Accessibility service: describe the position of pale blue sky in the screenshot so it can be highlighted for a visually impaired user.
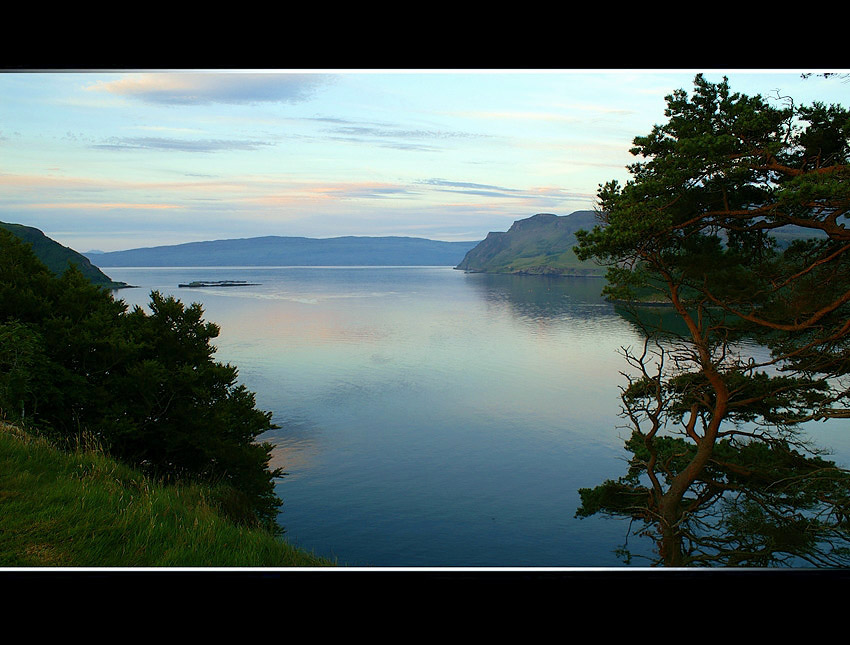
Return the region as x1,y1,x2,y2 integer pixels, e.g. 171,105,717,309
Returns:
1,69,847,252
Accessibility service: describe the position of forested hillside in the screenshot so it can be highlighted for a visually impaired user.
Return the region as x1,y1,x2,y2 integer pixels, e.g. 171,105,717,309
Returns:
0,222,129,289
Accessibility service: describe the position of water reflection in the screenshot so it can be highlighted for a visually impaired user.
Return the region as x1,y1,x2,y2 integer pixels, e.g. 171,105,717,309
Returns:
262,416,324,480
577,431,850,567
578,298,850,567
463,273,611,323
100,267,657,565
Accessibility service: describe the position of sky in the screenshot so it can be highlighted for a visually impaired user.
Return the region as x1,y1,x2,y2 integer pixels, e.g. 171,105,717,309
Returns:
1,69,848,253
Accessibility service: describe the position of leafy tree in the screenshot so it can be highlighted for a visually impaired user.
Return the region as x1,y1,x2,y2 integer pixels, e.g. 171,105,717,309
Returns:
35,266,135,439
0,228,55,324
0,321,54,424
574,75,850,566
103,291,282,529
0,231,283,532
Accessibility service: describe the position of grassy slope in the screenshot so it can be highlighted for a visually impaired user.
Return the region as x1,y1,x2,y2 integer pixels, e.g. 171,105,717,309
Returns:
0,422,333,567
0,222,129,289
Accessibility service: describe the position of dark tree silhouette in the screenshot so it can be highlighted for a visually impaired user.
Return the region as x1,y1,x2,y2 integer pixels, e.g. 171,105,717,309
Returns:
574,75,850,566
0,230,283,532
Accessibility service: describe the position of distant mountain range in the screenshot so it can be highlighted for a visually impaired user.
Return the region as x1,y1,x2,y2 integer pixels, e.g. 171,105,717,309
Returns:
85,236,480,267
8,212,824,287
0,221,129,289
455,211,605,276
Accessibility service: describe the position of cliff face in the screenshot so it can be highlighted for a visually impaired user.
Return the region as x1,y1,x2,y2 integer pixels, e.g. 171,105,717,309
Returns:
455,211,604,276
455,230,508,268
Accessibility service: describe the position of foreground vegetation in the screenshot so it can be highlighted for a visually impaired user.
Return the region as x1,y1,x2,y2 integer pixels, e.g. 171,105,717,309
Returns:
574,74,850,566
0,228,283,532
0,422,333,567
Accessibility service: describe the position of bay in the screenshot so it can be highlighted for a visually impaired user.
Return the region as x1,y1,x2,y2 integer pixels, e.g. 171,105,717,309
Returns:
105,266,850,567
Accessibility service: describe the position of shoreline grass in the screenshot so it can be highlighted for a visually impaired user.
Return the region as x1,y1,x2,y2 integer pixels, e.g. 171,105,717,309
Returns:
0,422,334,568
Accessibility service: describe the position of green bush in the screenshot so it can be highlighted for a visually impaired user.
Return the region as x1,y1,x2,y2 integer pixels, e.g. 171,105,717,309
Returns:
0,229,283,533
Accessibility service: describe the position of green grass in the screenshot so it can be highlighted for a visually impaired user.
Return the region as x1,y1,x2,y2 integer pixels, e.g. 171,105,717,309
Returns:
0,422,334,567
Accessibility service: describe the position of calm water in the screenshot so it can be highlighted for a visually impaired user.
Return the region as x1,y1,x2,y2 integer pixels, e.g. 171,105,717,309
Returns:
106,266,850,567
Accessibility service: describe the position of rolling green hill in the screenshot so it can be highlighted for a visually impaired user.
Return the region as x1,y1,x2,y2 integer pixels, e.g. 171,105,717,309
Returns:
454,211,605,276
0,222,129,289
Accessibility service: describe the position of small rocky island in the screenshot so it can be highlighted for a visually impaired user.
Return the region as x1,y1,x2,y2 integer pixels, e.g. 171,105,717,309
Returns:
178,280,260,288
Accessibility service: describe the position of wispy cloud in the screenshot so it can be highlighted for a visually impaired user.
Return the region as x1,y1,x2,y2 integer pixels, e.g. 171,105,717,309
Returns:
449,106,635,123
325,124,481,140
0,172,276,204
418,178,580,201
303,116,487,151
91,137,273,153
0,173,117,190
133,125,207,134
85,73,334,105
248,181,420,206
15,202,183,210
419,179,523,192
